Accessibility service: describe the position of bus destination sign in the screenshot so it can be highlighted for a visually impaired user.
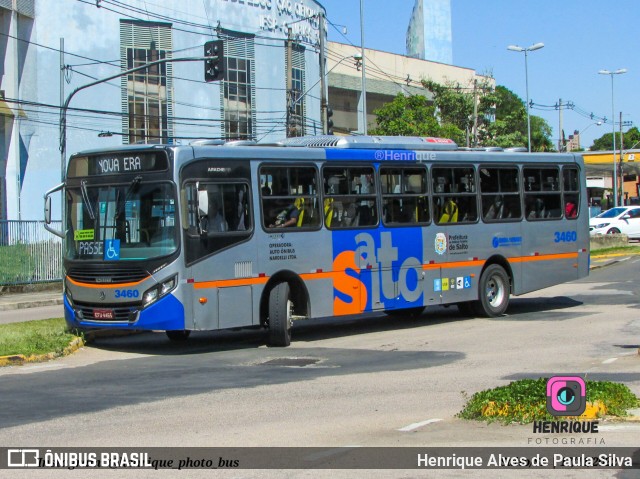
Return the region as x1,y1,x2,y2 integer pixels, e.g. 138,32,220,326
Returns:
68,152,168,177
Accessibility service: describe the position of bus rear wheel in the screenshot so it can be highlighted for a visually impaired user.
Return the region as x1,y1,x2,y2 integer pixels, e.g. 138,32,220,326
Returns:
166,330,191,341
268,282,292,347
476,264,510,317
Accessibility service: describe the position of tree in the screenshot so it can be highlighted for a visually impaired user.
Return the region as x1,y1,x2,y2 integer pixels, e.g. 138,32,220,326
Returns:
372,83,554,151
590,126,640,152
370,93,465,144
480,86,553,152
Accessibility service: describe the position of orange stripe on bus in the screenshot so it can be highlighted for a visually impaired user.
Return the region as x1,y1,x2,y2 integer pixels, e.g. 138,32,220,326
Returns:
191,252,582,289
66,275,150,288
508,252,579,264
193,277,270,289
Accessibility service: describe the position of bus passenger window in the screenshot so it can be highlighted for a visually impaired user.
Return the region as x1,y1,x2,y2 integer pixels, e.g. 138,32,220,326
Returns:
524,166,562,221
480,167,521,222
563,167,580,220
323,166,377,229
433,166,477,225
259,165,320,230
380,166,429,226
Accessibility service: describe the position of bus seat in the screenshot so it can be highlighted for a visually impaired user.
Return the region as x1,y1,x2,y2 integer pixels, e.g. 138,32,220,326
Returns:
294,197,305,227
439,199,458,223
324,198,334,227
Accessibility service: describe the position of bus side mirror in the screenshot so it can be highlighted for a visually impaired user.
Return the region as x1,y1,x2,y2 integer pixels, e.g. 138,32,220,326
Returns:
44,195,52,224
43,183,65,238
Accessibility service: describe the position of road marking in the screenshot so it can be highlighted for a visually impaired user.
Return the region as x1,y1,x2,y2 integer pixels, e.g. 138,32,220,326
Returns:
602,357,618,364
398,418,442,432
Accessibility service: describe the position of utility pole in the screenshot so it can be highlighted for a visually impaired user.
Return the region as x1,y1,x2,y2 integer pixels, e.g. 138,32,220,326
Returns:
472,79,478,147
619,111,624,205
318,12,328,135
286,27,293,136
558,98,564,152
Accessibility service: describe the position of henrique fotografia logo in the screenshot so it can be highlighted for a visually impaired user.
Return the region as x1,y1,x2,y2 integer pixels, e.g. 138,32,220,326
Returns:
546,376,586,416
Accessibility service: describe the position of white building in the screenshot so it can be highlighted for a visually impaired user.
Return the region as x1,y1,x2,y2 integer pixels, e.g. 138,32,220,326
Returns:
406,0,452,64
0,0,325,221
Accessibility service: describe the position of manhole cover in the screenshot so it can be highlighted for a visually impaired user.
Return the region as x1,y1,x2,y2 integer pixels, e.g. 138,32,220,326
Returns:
259,357,320,367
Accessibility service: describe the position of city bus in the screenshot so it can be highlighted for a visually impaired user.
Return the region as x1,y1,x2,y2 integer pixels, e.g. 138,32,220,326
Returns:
44,136,589,346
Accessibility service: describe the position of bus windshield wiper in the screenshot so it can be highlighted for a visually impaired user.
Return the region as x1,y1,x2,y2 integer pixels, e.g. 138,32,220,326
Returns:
80,180,96,220
115,175,142,219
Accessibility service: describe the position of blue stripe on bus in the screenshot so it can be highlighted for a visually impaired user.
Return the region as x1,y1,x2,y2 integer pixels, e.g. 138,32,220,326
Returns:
64,293,185,331
325,149,420,162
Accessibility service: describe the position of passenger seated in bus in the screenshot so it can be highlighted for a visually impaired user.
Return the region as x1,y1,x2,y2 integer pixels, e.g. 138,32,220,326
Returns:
484,195,505,220
269,197,303,228
201,198,228,232
526,197,546,219
565,200,577,218
438,198,458,223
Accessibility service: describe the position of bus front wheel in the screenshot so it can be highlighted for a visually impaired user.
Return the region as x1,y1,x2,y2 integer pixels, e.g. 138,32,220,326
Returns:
268,282,292,347
476,264,510,317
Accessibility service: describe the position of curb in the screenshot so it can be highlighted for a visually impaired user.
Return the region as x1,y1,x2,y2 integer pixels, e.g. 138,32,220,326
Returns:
0,298,64,312
0,336,84,367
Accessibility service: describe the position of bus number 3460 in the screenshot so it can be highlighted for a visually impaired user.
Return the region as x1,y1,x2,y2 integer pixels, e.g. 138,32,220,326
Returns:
114,289,140,298
554,231,577,243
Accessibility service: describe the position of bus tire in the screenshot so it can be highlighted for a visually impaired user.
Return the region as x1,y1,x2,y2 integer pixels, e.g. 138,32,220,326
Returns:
476,264,510,317
166,330,191,341
268,282,292,347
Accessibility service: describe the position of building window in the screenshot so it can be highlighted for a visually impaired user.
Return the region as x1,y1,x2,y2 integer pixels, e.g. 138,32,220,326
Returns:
224,57,252,139
220,32,256,140
120,21,173,145
286,43,305,137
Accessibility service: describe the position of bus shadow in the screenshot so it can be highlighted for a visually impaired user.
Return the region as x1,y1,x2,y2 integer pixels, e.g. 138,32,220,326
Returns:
87,296,584,355
501,296,584,320
87,306,468,356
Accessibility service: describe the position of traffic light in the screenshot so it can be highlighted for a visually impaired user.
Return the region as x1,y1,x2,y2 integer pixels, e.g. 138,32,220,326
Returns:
327,106,334,135
204,40,224,82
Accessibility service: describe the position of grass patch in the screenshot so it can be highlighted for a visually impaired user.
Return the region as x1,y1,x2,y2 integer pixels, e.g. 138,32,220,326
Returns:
0,317,76,357
458,378,640,424
590,246,640,256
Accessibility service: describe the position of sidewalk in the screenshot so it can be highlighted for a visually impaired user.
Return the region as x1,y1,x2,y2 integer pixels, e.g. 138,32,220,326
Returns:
0,254,628,314
0,290,63,311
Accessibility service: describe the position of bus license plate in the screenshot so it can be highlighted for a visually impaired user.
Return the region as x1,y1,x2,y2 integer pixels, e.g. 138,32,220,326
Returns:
94,309,114,320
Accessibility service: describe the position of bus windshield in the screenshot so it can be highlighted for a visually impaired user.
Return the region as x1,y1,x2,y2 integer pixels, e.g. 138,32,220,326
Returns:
64,181,178,261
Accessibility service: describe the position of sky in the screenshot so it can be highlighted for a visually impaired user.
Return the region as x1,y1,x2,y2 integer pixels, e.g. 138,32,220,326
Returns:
319,0,639,150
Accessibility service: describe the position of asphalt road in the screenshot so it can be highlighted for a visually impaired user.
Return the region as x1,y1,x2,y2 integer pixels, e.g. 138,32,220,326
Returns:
1,259,639,478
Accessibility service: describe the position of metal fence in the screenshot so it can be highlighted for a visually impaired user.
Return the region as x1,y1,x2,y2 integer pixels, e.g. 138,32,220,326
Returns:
0,220,63,285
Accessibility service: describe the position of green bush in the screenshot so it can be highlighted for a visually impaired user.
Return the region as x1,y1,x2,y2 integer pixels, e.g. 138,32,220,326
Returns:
458,378,640,424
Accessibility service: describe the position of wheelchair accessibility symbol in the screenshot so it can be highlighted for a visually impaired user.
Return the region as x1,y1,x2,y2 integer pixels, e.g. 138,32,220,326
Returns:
104,239,121,260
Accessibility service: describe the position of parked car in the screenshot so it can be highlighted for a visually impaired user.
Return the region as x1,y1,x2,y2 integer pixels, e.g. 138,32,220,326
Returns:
589,206,640,237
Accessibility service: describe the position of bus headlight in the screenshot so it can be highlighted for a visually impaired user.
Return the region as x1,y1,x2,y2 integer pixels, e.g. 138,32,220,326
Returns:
142,275,178,307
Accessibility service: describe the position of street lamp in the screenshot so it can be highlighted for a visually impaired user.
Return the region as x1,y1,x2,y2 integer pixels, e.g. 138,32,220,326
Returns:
507,42,544,152
598,68,627,207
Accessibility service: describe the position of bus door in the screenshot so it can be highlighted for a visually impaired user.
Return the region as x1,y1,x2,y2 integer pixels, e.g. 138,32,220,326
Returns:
183,181,255,330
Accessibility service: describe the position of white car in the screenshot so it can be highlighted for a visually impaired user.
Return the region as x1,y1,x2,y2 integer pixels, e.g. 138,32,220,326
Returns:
589,206,640,237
